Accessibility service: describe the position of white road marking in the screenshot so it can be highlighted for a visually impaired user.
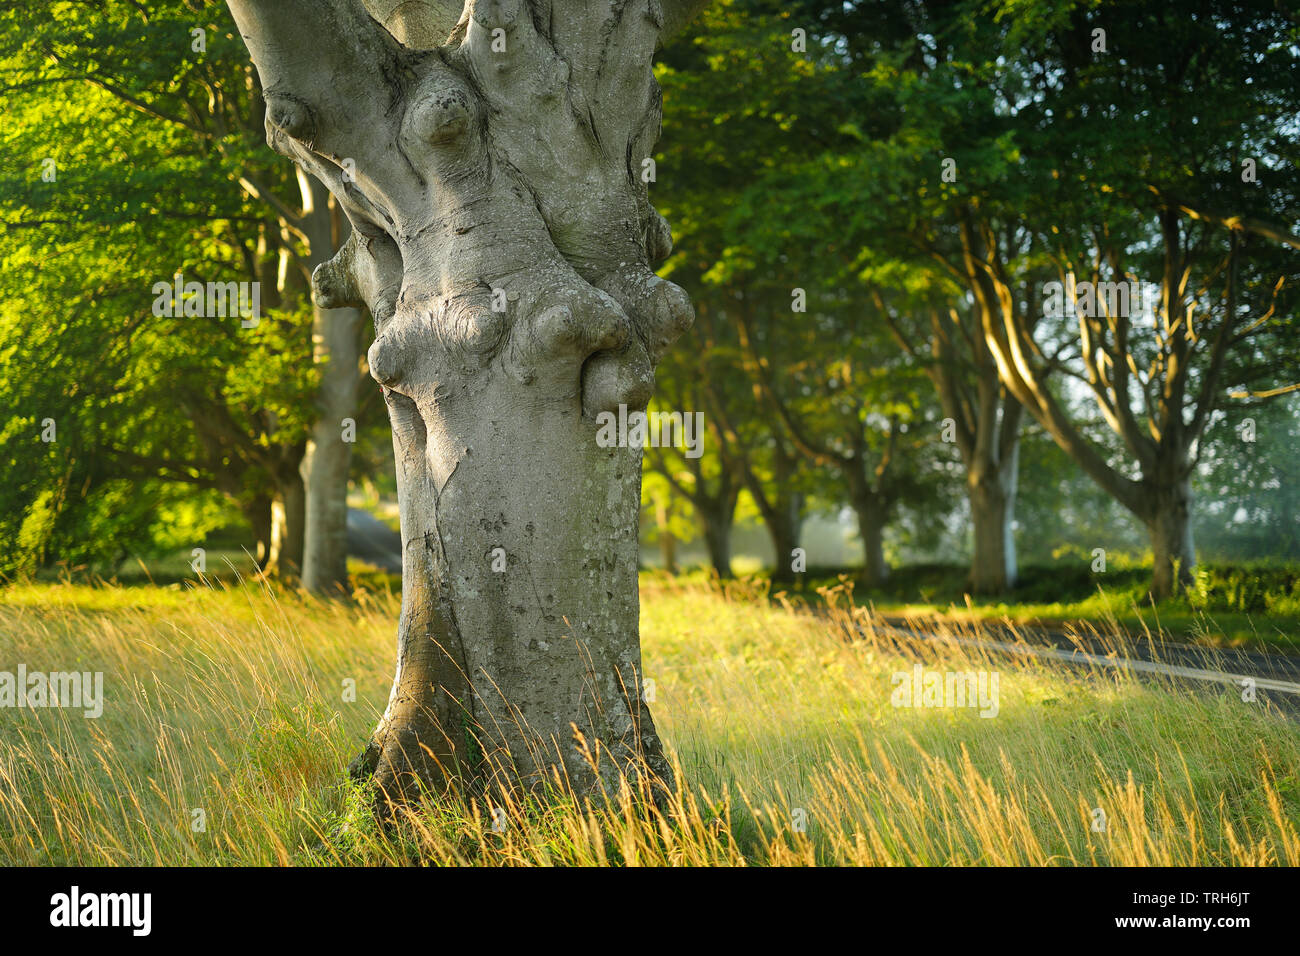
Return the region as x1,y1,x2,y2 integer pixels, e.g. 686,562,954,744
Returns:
874,624,1300,697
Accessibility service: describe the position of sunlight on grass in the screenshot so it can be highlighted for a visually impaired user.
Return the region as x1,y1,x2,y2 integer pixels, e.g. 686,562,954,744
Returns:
1,574,1297,865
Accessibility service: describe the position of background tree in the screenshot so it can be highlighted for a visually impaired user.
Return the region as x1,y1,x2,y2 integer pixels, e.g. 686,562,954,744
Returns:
982,0,1300,597
0,0,369,590
738,0,1300,598
0,13,323,575
645,375,744,579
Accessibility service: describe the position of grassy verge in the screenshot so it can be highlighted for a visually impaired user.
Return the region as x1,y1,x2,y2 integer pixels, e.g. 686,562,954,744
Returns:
1,575,1297,865
762,563,1300,652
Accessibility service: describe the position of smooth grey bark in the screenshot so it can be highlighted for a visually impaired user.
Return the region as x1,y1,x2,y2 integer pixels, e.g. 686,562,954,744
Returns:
299,302,362,592
299,178,365,595
961,391,1021,594
228,0,702,807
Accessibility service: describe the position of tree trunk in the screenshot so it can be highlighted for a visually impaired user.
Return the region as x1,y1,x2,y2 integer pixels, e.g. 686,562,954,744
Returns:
748,448,801,584
968,440,1019,594
301,184,365,595
655,497,677,573
1148,476,1196,600
269,469,306,578
659,528,677,573
855,504,889,587
299,288,363,594
360,387,670,803
765,495,801,584
701,506,734,579
228,0,703,806
243,493,274,568
300,365,358,594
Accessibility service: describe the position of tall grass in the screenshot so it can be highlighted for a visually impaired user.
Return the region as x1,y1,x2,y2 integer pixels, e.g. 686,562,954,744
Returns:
0,573,1297,865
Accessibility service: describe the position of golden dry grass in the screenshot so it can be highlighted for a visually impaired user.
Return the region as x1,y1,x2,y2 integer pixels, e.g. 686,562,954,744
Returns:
0,573,1297,865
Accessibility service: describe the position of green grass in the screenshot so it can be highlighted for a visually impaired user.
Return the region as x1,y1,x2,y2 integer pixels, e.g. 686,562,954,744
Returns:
0,574,1297,865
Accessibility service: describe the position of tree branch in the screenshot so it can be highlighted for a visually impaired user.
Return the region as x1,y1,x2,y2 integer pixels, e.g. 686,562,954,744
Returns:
1147,185,1300,251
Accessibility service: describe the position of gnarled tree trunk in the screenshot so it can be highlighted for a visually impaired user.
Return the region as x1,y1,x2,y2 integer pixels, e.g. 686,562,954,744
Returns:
228,0,702,807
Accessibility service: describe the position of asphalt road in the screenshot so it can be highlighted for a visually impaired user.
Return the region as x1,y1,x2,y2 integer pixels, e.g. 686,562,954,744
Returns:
346,508,402,573
867,615,1300,717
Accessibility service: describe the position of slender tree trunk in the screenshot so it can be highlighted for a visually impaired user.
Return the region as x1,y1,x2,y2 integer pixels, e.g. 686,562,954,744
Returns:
749,452,801,583
701,507,734,579
855,504,889,587
684,457,738,579
768,523,796,583
765,498,800,584
228,0,705,806
968,440,1019,593
790,494,804,543
243,493,274,568
301,184,364,595
659,529,677,573
655,497,677,573
299,292,363,593
270,469,306,578
300,374,358,593
1148,476,1196,600
255,225,281,310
